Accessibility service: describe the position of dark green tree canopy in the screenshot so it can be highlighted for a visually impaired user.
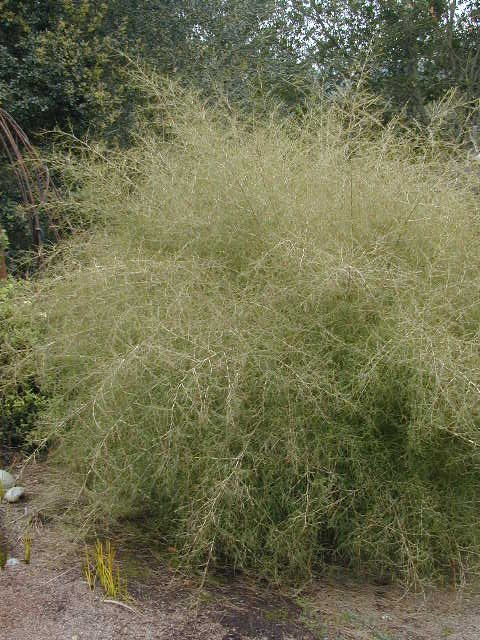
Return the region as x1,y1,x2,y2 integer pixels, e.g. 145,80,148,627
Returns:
1,0,478,136
288,0,480,119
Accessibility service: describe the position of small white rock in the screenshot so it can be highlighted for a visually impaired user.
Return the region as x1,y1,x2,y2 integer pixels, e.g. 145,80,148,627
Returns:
4,486,25,503
0,470,15,491
6,557,20,567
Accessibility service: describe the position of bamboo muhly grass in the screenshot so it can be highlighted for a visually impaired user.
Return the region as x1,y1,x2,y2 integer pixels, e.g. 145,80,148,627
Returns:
12,83,480,587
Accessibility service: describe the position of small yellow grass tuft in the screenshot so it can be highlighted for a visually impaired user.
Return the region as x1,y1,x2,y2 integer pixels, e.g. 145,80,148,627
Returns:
82,545,97,591
83,539,129,601
23,521,33,565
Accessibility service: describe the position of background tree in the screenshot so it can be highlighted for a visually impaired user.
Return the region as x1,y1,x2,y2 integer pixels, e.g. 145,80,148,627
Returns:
181,0,311,107
288,0,480,120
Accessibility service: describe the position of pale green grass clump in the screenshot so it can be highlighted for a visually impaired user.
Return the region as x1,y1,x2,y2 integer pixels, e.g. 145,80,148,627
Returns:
17,84,480,586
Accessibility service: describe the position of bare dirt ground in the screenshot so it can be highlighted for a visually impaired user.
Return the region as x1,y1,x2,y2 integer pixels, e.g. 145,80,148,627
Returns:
1,463,480,640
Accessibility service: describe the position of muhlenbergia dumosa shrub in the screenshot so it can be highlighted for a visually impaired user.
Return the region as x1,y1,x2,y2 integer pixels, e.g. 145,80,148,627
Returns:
13,81,480,587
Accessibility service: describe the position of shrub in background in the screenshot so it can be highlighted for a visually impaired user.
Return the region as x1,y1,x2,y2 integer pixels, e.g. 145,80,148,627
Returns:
0,281,46,453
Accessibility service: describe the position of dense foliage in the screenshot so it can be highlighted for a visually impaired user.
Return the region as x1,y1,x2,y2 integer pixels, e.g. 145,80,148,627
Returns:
1,0,120,134
0,281,45,453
